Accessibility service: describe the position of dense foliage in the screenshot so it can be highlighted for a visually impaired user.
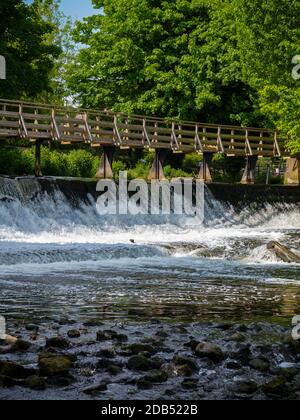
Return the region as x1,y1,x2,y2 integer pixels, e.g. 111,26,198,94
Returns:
0,0,62,100
65,0,300,151
0,0,299,181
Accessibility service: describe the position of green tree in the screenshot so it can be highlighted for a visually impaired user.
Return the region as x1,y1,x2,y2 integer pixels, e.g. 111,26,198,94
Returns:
32,0,75,103
234,0,300,152
66,0,259,126
0,0,61,100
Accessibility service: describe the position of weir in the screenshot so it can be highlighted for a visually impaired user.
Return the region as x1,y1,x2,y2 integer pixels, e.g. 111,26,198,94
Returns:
0,99,297,185
0,176,299,210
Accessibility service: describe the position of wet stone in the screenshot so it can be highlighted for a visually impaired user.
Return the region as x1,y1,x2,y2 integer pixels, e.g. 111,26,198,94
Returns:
182,378,199,389
67,329,81,339
262,376,289,398
45,336,70,349
0,360,34,379
25,375,47,391
195,342,224,363
0,375,15,388
25,324,39,332
125,343,156,356
249,358,270,372
38,353,73,377
229,379,259,395
128,355,156,371
10,339,32,353
83,383,108,395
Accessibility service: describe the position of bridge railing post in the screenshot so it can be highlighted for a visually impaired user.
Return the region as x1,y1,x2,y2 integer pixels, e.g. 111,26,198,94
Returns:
198,152,214,183
284,154,300,185
241,156,258,184
95,146,115,179
35,139,42,177
148,149,169,181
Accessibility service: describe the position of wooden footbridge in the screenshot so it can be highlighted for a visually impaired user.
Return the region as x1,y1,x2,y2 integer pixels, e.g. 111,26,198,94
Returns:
0,99,292,183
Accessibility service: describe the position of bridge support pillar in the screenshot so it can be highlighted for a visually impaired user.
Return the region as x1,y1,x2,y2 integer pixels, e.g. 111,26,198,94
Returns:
284,154,300,185
148,149,169,180
96,146,115,179
241,156,258,184
198,152,213,183
35,139,42,177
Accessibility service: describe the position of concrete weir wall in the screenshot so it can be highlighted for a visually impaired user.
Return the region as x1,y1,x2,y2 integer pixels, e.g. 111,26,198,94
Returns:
20,177,300,209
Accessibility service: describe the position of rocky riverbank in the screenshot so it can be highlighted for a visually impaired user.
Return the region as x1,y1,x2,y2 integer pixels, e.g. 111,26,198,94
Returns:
1,319,300,400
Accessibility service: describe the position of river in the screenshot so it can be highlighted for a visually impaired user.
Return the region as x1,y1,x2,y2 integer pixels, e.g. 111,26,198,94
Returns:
0,177,299,325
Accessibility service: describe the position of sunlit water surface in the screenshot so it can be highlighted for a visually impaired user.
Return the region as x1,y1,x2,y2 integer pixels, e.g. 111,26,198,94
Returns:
0,178,299,324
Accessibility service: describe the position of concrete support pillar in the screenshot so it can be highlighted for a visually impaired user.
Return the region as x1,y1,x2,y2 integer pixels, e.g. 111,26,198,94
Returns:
241,156,258,185
284,155,300,185
95,146,115,179
148,149,169,180
198,152,213,183
35,139,42,177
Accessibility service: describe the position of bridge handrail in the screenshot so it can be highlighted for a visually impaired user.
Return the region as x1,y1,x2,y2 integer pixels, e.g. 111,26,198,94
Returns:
0,98,277,133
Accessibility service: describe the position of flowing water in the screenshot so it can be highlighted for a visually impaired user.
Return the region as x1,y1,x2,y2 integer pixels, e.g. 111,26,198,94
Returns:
0,177,299,325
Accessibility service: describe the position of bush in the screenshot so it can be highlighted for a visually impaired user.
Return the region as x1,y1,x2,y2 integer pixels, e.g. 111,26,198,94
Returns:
66,149,98,178
113,160,127,179
182,153,202,174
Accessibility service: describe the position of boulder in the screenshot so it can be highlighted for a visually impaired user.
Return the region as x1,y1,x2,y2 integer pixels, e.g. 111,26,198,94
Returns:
0,360,32,379
262,376,288,398
45,336,70,349
249,358,270,372
83,383,108,395
128,355,155,371
125,343,156,356
25,375,47,390
230,379,259,395
11,339,31,352
67,329,81,339
195,342,224,363
38,353,73,377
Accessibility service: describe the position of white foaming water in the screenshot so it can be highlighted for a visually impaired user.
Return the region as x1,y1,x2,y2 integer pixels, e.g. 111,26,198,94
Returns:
0,177,299,272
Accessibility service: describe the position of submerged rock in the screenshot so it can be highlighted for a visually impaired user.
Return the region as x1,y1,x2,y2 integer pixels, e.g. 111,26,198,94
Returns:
25,375,47,391
128,355,156,371
67,329,81,339
173,355,198,377
249,358,270,372
83,383,108,395
11,339,32,353
96,330,128,343
125,343,156,356
0,375,15,388
45,336,70,349
195,342,224,363
38,353,73,377
262,376,288,397
0,360,33,379
229,379,259,395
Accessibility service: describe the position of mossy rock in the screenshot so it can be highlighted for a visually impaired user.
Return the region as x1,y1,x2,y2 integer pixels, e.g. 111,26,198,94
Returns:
25,375,47,391
126,343,156,356
195,342,224,363
262,376,288,397
173,355,198,372
67,329,81,339
249,358,270,372
11,339,31,352
45,336,70,349
0,360,31,379
128,355,155,371
39,353,73,377
0,375,15,388
143,370,168,383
